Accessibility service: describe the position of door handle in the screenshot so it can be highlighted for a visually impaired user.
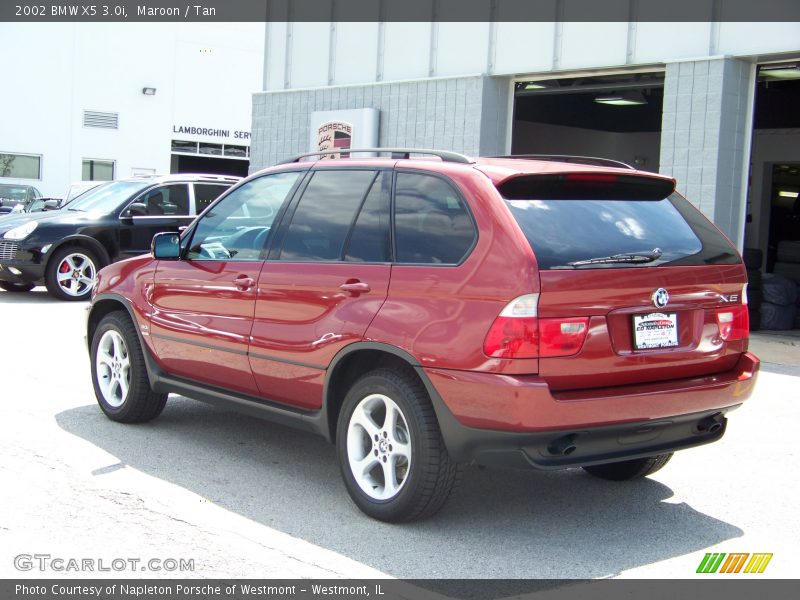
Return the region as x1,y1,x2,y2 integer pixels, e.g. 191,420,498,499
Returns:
339,281,371,294
233,275,255,291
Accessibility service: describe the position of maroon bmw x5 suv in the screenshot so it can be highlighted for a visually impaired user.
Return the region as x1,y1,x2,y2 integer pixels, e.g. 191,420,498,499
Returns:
86,149,759,522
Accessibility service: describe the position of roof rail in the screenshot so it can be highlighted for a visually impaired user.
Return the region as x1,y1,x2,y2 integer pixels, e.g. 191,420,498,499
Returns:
488,154,636,170
281,148,474,165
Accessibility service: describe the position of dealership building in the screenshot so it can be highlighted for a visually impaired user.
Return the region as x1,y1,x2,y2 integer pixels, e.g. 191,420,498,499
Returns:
1,23,263,198
252,21,800,264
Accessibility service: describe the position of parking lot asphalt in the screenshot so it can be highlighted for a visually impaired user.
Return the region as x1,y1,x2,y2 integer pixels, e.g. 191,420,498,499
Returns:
1,287,798,581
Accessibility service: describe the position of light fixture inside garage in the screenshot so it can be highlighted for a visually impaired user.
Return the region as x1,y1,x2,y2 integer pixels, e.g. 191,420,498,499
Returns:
594,91,647,106
759,63,800,80
524,82,549,90
142,87,157,96
779,190,799,198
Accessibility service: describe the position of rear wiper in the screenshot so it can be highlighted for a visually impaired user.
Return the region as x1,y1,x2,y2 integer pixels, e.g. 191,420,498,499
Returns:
567,248,663,267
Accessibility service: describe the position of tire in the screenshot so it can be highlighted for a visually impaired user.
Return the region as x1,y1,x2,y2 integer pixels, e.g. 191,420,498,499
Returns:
762,273,797,306
761,301,796,331
0,281,35,292
336,368,461,522
742,247,763,270
90,311,167,423
773,262,800,285
582,453,673,481
45,246,100,301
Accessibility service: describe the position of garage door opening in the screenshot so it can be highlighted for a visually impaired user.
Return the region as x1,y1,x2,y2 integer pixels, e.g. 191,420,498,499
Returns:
170,139,250,178
511,72,664,173
743,62,800,331
766,163,800,271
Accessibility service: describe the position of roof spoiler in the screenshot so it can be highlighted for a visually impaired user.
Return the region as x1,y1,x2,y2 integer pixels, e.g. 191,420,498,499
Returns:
498,173,676,201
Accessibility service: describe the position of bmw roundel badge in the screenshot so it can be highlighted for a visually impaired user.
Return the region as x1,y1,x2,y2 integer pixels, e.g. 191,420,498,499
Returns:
652,288,670,309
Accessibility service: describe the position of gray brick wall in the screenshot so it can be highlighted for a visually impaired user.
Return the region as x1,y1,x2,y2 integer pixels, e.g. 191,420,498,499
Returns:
660,58,752,246
250,75,511,171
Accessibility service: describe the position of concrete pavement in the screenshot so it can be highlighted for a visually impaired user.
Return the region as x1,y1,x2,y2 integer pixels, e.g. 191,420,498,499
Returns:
0,288,798,581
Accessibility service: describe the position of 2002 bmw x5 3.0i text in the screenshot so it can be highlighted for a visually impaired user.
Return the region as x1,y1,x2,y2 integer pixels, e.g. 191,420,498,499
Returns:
85,149,759,522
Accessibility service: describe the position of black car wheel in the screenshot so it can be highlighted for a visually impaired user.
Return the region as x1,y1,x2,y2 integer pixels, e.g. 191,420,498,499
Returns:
0,281,35,292
45,246,99,301
336,368,461,522
90,311,167,423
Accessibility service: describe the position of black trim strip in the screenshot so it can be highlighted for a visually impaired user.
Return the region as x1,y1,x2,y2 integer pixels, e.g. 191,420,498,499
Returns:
151,332,326,370
149,368,325,437
248,351,326,371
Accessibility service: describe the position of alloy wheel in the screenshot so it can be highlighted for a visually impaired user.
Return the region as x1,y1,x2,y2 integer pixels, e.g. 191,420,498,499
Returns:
95,329,131,408
55,252,96,297
346,393,412,501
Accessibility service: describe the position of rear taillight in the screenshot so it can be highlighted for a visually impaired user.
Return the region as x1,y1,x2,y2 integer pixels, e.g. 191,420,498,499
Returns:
539,317,590,357
483,294,539,359
715,305,749,341
483,294,589,359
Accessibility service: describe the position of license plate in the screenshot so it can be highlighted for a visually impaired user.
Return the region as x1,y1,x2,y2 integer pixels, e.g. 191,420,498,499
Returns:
633,312,678,350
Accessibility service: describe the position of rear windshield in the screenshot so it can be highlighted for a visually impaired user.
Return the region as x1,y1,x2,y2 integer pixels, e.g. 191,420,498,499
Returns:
504,193,740,269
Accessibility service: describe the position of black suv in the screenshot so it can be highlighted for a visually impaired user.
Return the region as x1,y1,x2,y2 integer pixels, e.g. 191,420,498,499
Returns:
0,183,43,214
0,174,238,299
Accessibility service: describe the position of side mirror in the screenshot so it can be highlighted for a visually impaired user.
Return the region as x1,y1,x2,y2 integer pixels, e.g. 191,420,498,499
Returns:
43,199,61,211
125,202,148,217
152,232,181,260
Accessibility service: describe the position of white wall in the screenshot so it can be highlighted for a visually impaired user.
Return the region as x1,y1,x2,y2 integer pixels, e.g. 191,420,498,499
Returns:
1,24,74,196
0,22,263,197
263,21,800,90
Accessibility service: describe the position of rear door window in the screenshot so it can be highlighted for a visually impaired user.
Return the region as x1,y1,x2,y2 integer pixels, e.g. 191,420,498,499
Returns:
501,178,739,269
139,184,190,216
278,170,379,262
344,171,392,263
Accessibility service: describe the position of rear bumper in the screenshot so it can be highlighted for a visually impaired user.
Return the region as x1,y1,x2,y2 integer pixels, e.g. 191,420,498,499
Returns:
420,352,759,468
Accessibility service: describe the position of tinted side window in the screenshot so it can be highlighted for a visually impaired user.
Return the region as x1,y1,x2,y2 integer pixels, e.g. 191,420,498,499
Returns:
194,183,231,213
344,171,391,263
140,184,189,216
394,173,476,264
187,172,300,261
279,170,378,262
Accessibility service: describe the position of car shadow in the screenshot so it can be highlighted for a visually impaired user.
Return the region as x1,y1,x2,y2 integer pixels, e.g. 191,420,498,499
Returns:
0,287,62,303
56,397,743,580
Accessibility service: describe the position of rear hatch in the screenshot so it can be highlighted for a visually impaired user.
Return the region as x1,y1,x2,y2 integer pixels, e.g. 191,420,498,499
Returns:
498,171,748,392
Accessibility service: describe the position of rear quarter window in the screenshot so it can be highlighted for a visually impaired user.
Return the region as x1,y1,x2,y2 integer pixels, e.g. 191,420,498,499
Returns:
394,172,476,265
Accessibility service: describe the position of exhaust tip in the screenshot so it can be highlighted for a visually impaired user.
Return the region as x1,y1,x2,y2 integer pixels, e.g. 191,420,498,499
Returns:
697,414,725,434
547,434,578,456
